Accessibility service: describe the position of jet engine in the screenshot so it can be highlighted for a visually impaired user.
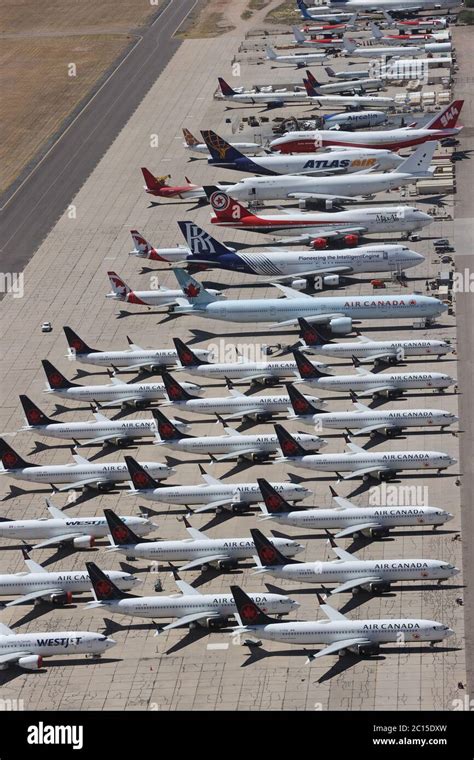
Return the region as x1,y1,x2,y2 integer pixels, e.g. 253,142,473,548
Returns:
50,591,73,606
328,316,352,334
18,655,43,670
72,535,95,549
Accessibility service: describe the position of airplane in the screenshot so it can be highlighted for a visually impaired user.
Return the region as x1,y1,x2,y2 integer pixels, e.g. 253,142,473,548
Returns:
0,498,154,551
382,11,447,30
318,110,388,129
0,549,138,607
141,168,205,199
85,562,297,629
298,319,453,363
369,22,451,50
182,127,262,155
104,509,303,569
40,359,202,408
274,424,457,480
0,437,173,491
297,1,355,23
251,525,459,593
302,78,396,109
312,0,459,16
293,25,347,49
216,76,312,107
203,186,433,243
269,99,463,152
256,478,454,538
230,585,454,661
342,34,450,58
129,228,193,263
201,129,403,175
124,455,311,512
224,142,437,204
265,46,328,67
175,221,423,286
0,620,116,670
286,383,458,436
291,348,456,396
18,394,183,446
159,371,327,421
106,270,222,308
324,65,372,79
171,267,445,333
303,67,385,93
152,408,326,462
63,324,211,372
172,336,329,385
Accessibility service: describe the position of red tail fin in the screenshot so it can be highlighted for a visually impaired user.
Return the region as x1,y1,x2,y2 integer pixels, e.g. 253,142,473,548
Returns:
204,186,258,222
425,100,463,131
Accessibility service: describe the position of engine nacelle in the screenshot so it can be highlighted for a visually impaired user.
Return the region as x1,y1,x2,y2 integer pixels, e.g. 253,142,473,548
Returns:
72,535,95,549
311,237,328,250
289,278,307,291
115,437,133,447
343,234,360,247
328,316,352,335
206,615,229,630
18,655,43,671
50,591,73,606
322,274,340,287
356,642,380,656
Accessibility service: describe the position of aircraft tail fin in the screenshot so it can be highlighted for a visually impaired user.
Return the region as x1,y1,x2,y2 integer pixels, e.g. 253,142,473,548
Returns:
162,371,199,402
0,438,36,471
266,47,278,61
425,100,464,131
256,479,299,516
394,141,437,175
173,337,210,368
200,129,245,164
172,267,220,306
343,35,357,53
293,349,330,381
324,66,337,78
41,360,79,390
369,21,383,40
298,318,332,348
130,229,157,259
141,167,169,192
250,527,299,567
217,77,238,97
204,186,259,222
274,424,307,459
152,409,192,442
177,220,233,260
125,456,162,491
293,25,307,44
63,326,98,356
107,271,131,298
182,128,200,147
286,383,326,417
104,509,143,546
231,585,277,626
86,562,127,601
19,395,54,427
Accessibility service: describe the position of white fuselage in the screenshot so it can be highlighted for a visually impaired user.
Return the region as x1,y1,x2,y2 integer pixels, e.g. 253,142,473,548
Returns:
175,358,326,381
301,371,455,393
282,449,456,474
310,77,384,93
227,148,403,176
0,461,172,486
45,380,201,404
307,337,452,359
156,432,326,457
129,481,309,506
0,632,115,661
69,347,209,369
323,111,387,128
21,417,158,442
0,516,153,541
185,141,262,155
0,570,137,598
305,408,458,431
110,536,302,562
270,128,457,153
162,392,324,417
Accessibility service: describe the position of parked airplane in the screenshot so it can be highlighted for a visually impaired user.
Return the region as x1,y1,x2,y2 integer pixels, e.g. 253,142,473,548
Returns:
106,270,222,308
298,319,453,363
182,128,262,155
269,100,463,152
321,110,388,129
274,425,456,479
0,438,173,491
141,169,205,199
201,129,403,175
125,455,310,512
304,67,385,93
217,76,310,107
172,268,445,333
85,562,297,628
0,620,116,670
266,46,328,67
369,23,451,51
324,65,371,79
63,325,211,372
129,228,192,263
342,35,450,57
0,549,138,607
297,1,354,23
292,348,455,396
256,478,454,538
152,408,326,461
160,371,326,420
286,383,458,435
303,78,396,108
204,186,433,242
18,394,179,446
251,525,459,593
41,359,202,408
302,0,458,14
0,498,154,551
224,142,437,203
176,221,423,286
230,585,454,661
382,11,447,29
104,509,303,569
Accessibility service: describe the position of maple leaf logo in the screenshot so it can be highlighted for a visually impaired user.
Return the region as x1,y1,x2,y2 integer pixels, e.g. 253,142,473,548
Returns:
168,385,181,399
71,340,84,351
260,546,277,563
181,350,194,364
267,494,282,511
133,472,149,487
241,604,259,622
160,422,175,438
282,440,298,455
294,398,308,413
28,409,42,423
96,580,113,597
49,373,63,387
303,328,318,344
3,452,17,467
112,526,129,543
184,283,200,298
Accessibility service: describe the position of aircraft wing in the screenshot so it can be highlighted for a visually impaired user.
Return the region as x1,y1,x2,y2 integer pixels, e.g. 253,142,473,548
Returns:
308,637,372,661
219,408,261,421
0,651,34,665
352,423,399,436
157,611,221,633
339,466,392,481
361,351,398,363
329,576,383,595
212,448,266,462
287,192,356,202
4,588,65,607
192,498,241,514
268,313,346,330
76,433,125,446
355,385,398,397
54,478,108,492
178,554,230,571
98,396,146,408
272,284,315,299
31,534,83,550
334,522,383,539
261,265,353,284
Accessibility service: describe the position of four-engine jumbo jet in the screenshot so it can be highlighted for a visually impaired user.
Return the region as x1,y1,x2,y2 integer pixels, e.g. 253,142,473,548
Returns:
85,562,297,629
0,621,116,670
225,142,437,204
269,100,463,152
300,0,459,14
104,509,303,570
274,425,457,480
201,129,403,175
0,499,154,551
0,549,138,607
172,268,445,333
124,455,310,512
0,437,173,491
286,383,458,436
106,271,222,308
40,360,202,408
230,585,454,661
250,526,459,593
256,478,454,538
63,325,211,372
152,409,326,462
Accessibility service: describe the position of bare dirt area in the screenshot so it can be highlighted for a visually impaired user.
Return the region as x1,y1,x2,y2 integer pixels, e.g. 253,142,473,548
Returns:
0,0,159,195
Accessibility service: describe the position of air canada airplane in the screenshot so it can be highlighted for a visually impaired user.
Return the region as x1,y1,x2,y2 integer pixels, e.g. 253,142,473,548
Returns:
0,549,138,607
274,425,457,480
0,621,116,670
250,525,459,594
256,478,453,538
0,438,172,491
85,562,297,629
104,509,302,570
230,585,454,661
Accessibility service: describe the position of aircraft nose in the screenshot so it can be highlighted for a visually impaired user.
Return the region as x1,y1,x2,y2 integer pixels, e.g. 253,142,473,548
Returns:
291,600,301,609
106,637,117,648
445,628,455,638
452,567,461,576
414,252,425,261
444,512,455,522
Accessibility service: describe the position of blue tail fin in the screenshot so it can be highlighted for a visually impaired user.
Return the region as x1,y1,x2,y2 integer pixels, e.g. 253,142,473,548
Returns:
177,221,233,259
200,129,245,164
